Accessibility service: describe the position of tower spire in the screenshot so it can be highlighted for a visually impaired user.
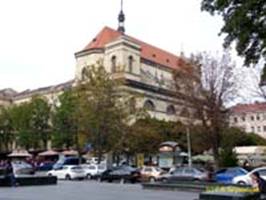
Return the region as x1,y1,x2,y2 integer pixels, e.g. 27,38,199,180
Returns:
117,0,125,33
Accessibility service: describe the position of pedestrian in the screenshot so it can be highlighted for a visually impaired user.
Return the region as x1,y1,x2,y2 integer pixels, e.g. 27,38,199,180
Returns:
5,160,16,187
250,171,266,199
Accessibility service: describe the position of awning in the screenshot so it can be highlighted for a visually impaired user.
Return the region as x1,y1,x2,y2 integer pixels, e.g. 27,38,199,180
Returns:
62,150,78,156
38,150,59,156
8,150,32,157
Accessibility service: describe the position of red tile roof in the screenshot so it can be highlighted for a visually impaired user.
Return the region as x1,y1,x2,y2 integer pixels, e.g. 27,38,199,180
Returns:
80,26,183,70
231,102,266,114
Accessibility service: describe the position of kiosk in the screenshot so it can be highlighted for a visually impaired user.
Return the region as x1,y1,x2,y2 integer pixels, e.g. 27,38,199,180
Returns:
158,141,182,170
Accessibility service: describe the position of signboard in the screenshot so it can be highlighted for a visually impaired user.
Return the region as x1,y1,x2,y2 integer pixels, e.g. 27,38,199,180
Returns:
159,157,173,168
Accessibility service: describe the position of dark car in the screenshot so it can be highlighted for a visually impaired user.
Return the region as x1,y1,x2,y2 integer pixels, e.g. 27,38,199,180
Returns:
99,165,141,183
215,167,248,184
36,161,55,171
158,167,210,182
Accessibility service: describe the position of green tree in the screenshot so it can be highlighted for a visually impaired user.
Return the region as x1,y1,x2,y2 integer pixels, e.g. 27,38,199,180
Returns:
29,96,51,148
52,89,78,149
201,0,266,77
0,107,13,152
125,118,187,155
76,63,137,163
10,96,50,149
10,103,32,148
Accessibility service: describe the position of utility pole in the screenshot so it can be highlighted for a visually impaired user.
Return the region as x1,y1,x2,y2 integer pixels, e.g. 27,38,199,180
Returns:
186,126,192,167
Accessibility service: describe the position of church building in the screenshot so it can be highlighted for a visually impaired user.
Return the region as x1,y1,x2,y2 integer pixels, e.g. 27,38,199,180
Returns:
0,3,190,123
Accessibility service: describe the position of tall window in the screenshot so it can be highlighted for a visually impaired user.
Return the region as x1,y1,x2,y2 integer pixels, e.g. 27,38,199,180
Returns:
144,100,155,111
111,56,116,73
128,56,133,73
166,105,176,115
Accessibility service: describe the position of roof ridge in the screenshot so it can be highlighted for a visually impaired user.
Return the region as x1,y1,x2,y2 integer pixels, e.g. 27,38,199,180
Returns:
80,26,182,70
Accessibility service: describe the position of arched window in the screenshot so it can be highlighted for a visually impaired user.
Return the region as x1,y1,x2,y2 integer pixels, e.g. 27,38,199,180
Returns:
144,100,155,111
166,105,176,115
128,56,133,73
111,56,116,73
81,67,87,80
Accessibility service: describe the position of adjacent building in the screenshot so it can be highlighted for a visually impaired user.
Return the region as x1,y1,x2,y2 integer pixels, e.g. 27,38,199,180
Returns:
229,102,266,138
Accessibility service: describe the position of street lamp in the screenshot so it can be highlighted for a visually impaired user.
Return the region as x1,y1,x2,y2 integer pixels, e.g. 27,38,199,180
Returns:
186,126,192,167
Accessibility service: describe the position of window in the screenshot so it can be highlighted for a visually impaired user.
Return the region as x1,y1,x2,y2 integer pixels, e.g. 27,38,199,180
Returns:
166,105,176,115
251,116,254,121
128,56,133,73
251,126,255,132
81,67,87,80
234,117,238,123
258,169,266,176
144,100,155,111
144,168,152,172
257,115,261,121
264,126,266,132
258,126,261,132
241,116,245,122
111,56,116,73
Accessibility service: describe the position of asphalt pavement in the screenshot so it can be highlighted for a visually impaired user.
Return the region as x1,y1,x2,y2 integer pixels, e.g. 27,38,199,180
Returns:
0,181,199,200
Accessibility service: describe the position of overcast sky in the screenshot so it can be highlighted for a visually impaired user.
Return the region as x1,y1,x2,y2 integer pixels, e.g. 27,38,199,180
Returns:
0,0,238,92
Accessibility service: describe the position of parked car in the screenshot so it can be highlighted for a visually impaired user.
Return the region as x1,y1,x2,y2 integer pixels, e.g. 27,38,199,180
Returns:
215,167,248,184
158,167,210,182
86,157,106,165
233,167,266,185
82,164,106,179
36,161,55,171
47,165,86,180
140,166,165,182
53,157,85,169
12,161,35,177
99,165,141,183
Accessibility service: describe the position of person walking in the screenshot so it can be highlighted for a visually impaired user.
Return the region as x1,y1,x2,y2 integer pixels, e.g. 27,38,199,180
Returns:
5,160,16,187
250,171,266,199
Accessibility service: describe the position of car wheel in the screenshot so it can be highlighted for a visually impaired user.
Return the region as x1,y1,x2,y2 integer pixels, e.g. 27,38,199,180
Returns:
65,174,71,180
86,174,92,180
237,181,246,185
149,177,156,183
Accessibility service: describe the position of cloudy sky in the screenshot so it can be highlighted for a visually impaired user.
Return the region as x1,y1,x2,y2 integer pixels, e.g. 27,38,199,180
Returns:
0,0,239,92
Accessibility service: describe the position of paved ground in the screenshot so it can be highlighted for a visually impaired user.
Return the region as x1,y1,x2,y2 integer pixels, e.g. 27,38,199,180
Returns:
0,181,199,200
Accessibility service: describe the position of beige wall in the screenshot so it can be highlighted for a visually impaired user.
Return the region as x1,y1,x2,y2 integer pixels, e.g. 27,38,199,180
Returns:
73,35,185,122
230,112,266,138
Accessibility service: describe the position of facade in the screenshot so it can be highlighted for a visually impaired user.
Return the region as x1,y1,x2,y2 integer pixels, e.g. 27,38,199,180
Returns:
229,102,266,138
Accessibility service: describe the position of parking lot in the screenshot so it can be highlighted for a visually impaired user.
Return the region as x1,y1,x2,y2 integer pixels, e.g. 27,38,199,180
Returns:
0,181,198,200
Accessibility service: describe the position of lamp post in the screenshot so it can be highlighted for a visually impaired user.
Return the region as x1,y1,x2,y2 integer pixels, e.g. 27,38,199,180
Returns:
186,126,192,167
